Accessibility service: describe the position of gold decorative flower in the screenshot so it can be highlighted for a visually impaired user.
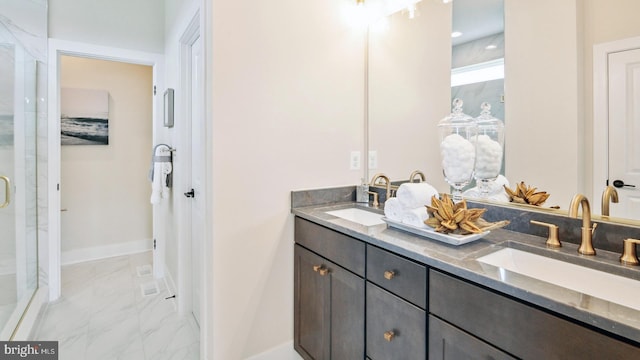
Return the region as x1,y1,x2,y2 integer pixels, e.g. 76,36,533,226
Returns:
425,194,510,235
504,181,550,206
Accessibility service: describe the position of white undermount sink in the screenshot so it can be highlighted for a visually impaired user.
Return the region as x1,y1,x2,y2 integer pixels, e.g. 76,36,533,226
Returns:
325,208,385,226
477,248,640,311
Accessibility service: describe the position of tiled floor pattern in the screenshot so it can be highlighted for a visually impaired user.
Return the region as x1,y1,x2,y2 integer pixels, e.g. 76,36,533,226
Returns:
33,252,200,360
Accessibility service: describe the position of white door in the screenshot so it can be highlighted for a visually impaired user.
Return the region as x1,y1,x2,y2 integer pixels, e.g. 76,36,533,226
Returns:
189,35,205,326
608,48,640,219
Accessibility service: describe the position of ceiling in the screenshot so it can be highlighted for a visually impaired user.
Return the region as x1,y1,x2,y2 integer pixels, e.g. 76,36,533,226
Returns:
452,0,504,46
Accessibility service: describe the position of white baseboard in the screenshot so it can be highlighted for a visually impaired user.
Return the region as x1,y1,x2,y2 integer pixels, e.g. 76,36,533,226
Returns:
61,239,153,266
245,341,303,360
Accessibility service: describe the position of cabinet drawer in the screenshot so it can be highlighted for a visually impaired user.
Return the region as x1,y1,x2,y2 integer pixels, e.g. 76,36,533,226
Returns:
295,217,365,276
428,315,516,360
366,282,426,360
367,245,426,308
430,270,640,359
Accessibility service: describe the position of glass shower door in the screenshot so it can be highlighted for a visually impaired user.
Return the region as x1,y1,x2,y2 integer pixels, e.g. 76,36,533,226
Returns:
0,26,39,340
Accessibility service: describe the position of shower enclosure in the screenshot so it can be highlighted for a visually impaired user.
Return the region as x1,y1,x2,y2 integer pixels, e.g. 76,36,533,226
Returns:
0,20,40,340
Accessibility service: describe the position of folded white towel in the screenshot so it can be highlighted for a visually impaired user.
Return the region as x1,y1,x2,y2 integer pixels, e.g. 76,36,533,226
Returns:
401,207,429,228
383,198,404,222
150,145,173,205
396,182,439,209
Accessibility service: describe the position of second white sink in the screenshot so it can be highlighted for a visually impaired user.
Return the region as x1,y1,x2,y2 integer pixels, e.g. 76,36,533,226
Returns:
325,208,385,226
477,248,640,311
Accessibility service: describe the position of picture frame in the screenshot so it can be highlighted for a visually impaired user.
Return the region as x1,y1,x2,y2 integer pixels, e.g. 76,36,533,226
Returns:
164,88,174,128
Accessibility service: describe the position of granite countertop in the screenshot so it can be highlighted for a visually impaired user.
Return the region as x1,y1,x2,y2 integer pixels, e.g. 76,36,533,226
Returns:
292,201,640,343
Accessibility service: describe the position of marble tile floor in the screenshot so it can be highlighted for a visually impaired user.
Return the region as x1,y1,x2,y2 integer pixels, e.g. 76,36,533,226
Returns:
32,251,200,360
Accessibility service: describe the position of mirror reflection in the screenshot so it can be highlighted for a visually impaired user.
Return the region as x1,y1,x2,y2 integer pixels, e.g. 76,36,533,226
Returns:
367,0,640,225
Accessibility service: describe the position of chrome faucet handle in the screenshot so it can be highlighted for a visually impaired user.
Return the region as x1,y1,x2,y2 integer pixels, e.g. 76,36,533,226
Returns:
620,238,640,266
530,220,562,248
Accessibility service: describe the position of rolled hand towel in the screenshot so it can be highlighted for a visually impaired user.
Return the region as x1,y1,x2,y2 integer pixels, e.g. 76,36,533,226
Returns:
383,198,404,222
396,182,439,209
401,207,429,228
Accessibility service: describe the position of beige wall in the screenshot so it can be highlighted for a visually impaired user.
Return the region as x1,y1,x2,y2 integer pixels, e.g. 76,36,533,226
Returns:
60,56,153,257
369,1,452,186
209,0,364,357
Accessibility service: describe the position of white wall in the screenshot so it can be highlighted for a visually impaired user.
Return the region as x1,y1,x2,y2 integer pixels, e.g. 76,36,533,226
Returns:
59,56,153,262
48,0,164,53
504,0,580,208
209,0,364,358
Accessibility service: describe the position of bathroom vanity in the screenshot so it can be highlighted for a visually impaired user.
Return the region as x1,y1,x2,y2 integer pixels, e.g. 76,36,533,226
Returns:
292,188,640,360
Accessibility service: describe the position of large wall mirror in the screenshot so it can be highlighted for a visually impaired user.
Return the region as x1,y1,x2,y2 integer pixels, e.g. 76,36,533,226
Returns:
367,0,640,225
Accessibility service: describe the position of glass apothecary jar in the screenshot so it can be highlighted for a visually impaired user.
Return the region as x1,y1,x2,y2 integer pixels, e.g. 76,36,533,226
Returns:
438,98,477,202
474,102,505,197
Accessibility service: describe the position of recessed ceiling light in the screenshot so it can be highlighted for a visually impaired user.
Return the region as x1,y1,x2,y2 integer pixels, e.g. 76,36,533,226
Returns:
486,44,497,50
451,31,463,38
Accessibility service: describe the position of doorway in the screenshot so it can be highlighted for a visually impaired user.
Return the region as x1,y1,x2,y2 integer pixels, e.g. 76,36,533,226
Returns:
59,55,153,265
593,36,640,219
47,40,164,301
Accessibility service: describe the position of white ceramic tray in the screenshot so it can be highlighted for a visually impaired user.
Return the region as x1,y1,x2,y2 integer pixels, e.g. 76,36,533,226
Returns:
382,217,489,246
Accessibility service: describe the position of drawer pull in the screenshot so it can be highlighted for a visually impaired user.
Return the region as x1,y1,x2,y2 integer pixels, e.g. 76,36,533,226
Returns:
383,330,395,342
383,270,395,280
313,265,329,276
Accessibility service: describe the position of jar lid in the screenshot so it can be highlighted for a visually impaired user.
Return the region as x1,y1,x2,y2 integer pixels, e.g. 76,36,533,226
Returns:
438,98,474,126
475,102,504,128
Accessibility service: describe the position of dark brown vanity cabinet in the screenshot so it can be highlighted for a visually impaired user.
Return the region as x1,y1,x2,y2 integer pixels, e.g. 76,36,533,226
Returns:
429,270,640,360
366,246,427,360
294,216,640,360
294,218,365,360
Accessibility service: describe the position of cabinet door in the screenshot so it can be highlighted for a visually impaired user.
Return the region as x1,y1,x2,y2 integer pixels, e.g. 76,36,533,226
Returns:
428,315,516,360
295,245,330,360
366,283,426,360
294,245,365,360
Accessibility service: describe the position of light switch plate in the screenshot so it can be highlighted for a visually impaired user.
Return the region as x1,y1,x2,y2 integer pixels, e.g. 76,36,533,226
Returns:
369,150,378,169
350,151,361,170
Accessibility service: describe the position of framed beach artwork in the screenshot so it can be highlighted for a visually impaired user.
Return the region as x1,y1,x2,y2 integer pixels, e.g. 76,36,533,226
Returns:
60,88,109,145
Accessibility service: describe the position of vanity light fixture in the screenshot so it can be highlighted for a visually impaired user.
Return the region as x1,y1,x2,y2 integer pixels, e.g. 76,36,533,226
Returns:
451,31,463,38
486,44,497,50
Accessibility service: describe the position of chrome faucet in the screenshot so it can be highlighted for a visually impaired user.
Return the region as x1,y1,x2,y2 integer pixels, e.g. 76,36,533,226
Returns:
601,185,619,216
369,173,392,201
568,194,598,255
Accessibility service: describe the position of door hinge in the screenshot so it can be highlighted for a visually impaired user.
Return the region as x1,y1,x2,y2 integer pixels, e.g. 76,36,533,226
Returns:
57,183,60,191
153,239,156,250
153,85,157,95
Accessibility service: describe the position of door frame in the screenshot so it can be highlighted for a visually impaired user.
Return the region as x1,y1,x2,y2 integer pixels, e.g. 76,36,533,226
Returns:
592,35,640,212
177,11,202,320
47,38,164,301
